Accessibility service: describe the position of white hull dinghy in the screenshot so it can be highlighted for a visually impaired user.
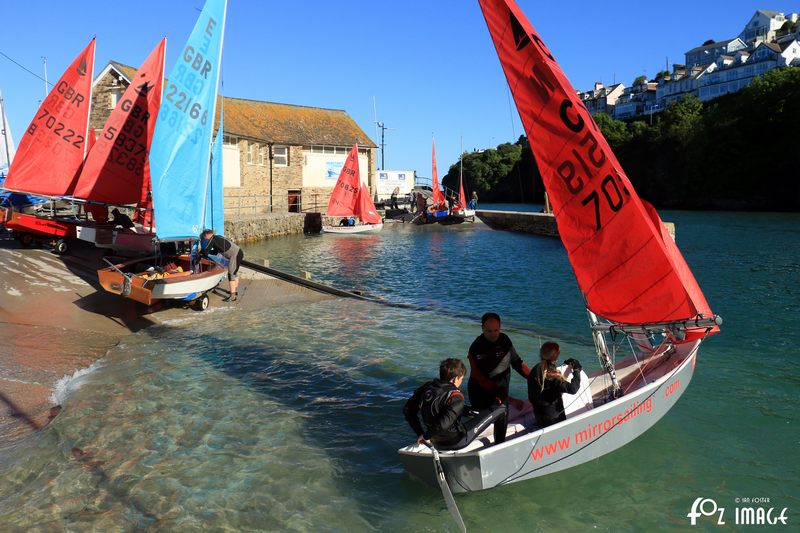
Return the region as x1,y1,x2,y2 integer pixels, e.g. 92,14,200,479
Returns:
398,0,721,495
322,144,383,234
322,222,383,234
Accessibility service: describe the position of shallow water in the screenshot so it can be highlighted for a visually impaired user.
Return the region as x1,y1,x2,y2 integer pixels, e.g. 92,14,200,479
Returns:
1,206,798,531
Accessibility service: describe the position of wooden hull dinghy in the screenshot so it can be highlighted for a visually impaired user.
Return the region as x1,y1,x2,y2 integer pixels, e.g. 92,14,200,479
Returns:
98,254,226,309
95,0,230,312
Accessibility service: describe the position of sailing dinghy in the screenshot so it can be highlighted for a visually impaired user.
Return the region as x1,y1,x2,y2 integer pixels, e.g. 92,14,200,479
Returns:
70,38,167,254
440,145,475,224
322,144,383,234
415,139,449,224
98,0,228,310
399,0,721,493
0,39,96,252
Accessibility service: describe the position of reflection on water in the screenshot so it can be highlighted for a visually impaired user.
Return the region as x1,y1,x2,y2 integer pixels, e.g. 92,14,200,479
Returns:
1,209,799,530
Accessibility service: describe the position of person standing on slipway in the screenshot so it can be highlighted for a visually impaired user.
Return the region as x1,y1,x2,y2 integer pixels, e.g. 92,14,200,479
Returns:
198,229,244,302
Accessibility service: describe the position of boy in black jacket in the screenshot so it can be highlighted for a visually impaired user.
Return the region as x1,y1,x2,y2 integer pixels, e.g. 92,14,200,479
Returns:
404,358,505,450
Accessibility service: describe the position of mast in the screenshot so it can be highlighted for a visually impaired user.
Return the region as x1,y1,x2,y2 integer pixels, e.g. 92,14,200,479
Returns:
587,309,621,399
0,91,11,173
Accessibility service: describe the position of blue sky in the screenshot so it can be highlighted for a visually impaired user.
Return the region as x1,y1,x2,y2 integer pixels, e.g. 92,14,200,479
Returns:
1,1,797,180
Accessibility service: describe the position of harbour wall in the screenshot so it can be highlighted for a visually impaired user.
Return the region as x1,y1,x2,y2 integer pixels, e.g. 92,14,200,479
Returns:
224,213,381,242
475,210,675,240
476,210,559,237
224,213,311,243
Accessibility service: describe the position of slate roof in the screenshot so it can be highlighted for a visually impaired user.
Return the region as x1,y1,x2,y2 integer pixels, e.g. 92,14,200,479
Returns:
686,38,737,55
221,97,375,147
108,61,137,82
98,62,375,148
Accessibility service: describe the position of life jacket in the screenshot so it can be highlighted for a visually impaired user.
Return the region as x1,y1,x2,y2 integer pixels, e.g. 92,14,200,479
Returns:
419,379,464,437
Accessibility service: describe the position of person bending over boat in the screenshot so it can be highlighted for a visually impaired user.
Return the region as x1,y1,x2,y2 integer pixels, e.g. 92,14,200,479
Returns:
467,312,531,444
527,342,581,428
110,208,134,229
199,229,244,302
404,358,506,451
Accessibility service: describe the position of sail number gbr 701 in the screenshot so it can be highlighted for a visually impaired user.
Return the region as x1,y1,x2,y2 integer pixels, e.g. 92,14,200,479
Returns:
556,101,631,232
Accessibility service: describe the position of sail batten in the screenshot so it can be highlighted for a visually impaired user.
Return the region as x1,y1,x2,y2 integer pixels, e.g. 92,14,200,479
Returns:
478,0,716,328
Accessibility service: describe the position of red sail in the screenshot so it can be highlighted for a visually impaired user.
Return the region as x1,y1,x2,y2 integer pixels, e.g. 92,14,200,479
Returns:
4,38,96,196
478,0,715,326
355,183,381,224
72,38,166,205
456,171,467,210
86,126,96,152
326,144,361,217
431,139,446,208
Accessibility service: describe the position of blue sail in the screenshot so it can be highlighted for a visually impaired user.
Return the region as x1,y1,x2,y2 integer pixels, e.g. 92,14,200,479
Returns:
150,0,227,240
204,108,225,235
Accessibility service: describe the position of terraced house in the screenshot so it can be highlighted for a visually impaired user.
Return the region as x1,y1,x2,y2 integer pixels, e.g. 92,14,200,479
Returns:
578,9,800,119
91,61,377,217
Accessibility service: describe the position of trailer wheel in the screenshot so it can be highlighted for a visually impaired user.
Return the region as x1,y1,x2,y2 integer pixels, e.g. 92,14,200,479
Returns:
194,294,210,311
54,239,68,255
18,233,34,247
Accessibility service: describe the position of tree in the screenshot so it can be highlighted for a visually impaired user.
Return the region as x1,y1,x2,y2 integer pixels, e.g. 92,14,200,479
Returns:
633,75,648,87
593,112,630,148
655,70,670,81
660,94,702,144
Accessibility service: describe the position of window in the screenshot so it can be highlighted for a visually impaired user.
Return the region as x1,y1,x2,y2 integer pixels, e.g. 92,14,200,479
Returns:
109,87,124,109
273,145,288,167
247,142,258,164
310,145,349,155
223,135,238,146
259,146,266,166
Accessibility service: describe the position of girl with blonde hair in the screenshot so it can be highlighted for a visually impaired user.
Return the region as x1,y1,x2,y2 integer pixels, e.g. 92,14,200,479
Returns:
527,342,582,428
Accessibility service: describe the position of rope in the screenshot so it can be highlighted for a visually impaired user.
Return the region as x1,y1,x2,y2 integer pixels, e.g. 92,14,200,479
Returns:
0,51,51,86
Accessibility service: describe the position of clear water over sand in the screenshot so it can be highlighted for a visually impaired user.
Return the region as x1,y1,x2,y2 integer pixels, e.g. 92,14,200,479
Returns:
1,207,797,531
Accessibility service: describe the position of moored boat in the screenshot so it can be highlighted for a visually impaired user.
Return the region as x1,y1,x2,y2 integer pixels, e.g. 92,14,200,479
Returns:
321,143,383,234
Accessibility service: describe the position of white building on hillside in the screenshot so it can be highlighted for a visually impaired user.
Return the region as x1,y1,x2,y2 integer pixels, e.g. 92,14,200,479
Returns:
593,9,799,120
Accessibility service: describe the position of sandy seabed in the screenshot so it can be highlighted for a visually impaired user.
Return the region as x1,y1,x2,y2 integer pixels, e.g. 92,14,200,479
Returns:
0,237,330,442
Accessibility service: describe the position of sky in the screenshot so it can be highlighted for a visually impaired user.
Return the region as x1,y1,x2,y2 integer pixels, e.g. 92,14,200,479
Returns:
1,0,797,180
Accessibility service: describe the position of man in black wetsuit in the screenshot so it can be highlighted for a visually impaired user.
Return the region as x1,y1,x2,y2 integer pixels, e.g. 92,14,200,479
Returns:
199,229,244,302
467,312,531,444
404,358,505,451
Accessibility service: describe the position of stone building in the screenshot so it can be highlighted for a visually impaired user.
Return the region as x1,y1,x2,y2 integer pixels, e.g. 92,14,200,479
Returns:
90,61,376,216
